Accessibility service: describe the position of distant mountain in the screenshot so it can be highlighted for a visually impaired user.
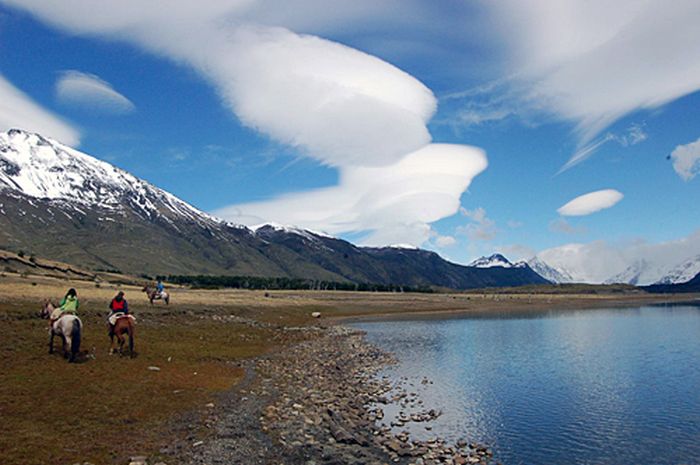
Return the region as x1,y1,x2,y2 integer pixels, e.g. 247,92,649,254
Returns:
654,255,700,285
0,129,548,289
603,259,656,286
525,257,574,283
644,271,700,293
468,253,514,268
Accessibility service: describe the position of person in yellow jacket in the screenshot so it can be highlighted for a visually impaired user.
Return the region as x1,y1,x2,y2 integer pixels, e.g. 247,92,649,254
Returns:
51,288,79,321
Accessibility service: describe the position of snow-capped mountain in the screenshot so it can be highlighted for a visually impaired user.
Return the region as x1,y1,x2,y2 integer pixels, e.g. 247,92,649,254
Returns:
0,128,218,226
468,253,514,268
603,259,656,285
526,257,574,283
0,129,548,289
654,255,700,285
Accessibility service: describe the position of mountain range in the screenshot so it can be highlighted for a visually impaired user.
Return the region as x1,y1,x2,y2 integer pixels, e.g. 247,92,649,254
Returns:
530,254,700,286
0,129,549,290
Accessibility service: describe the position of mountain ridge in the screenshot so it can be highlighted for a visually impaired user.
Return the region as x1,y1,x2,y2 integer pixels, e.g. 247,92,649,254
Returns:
0,129,548,289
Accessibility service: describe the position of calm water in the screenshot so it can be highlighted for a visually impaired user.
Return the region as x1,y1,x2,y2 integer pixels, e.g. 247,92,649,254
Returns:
354,305,700,465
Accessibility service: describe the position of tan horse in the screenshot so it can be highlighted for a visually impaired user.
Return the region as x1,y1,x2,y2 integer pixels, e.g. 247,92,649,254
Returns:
43,301,82,363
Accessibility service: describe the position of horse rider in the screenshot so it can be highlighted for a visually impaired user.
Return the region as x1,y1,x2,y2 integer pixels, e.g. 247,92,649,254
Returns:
107,291,129,337
156,279,165,296
51,288,79,322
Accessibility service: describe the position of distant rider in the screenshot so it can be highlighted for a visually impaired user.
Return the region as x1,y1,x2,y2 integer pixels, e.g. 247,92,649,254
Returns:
156,280,165,296
107,291,129,337
51,288,79,321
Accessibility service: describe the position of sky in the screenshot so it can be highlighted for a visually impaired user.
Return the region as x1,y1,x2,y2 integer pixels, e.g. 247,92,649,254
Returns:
0,1,699,278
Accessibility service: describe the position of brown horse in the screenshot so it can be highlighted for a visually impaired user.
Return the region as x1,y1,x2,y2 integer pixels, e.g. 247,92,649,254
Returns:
142,286,169,305
110,315,135,356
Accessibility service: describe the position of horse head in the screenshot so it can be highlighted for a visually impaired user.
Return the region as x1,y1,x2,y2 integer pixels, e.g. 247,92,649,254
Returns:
40,299,54,319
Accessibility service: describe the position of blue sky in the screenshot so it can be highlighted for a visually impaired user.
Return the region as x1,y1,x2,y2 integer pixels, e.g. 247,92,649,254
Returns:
0,1,699,273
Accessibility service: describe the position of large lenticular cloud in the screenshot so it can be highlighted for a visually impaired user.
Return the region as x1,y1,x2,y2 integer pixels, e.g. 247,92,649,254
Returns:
2,0,486,245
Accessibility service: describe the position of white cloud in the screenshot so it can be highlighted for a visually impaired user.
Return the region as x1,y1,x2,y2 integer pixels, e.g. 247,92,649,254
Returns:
670,137,700,181
216,144,488,246
536,229,700,284
549,218,586,235
496,244,535,262
482,0,700,169
0,74,79,146
0,1,481,245
558,124,648,173
457,206,498,241
557,189,623,216
434,235,457,248
5,2,435,168
56,71,135,114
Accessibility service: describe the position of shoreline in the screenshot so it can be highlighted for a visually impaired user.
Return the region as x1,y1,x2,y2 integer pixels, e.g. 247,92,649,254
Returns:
177,325,493,465
174,296,700,465
333,294,700,323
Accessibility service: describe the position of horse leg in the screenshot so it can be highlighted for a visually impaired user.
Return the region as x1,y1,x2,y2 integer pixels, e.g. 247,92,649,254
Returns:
63,335,72,360
48,330,55,354
117,332,125,355
128,326,135,357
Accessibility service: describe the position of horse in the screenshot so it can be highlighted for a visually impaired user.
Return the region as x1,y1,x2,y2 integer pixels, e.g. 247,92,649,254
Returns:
142,285,169,305
40,298,53,319
109,314,135,356
43,301,82,363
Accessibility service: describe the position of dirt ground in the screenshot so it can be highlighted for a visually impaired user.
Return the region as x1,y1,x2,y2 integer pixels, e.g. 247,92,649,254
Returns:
0,273,696,465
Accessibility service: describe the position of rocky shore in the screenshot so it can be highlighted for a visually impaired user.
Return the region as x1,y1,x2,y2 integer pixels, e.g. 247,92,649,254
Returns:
178,325,495,465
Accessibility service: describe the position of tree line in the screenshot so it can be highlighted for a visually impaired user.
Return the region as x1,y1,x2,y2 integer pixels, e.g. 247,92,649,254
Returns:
162,274,434,293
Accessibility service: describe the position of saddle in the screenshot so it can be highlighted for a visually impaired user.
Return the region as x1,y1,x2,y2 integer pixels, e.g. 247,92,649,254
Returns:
108,313,136,326
50,309,76,325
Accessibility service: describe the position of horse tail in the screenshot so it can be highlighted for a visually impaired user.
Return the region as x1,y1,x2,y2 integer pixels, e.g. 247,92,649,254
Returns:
70,318,82,361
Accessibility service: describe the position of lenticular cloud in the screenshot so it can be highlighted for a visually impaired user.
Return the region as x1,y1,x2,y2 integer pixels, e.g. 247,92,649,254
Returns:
3,0,487,245
215,144,488,244
56,71,135,114
557,189,623,217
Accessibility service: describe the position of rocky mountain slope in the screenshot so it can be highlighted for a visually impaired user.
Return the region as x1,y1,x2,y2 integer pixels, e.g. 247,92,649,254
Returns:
0,129,548,289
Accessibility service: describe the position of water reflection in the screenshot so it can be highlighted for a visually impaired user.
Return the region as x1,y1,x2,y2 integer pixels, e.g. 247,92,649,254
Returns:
355,305,700,465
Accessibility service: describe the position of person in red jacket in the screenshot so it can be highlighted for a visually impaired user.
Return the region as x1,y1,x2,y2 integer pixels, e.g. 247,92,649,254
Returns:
107,291,129,337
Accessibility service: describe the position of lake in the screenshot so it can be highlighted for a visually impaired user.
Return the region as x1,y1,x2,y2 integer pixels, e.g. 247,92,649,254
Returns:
354,304,700,465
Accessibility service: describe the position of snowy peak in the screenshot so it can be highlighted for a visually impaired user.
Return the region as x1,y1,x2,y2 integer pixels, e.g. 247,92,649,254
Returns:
469,253,513,268
526,257,574,283
654,254,700,285
0,128,215,224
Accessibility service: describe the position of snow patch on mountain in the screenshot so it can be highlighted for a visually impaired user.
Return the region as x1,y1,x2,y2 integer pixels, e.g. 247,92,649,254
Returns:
0,128,219,224
526,257,574,283
653,255,700,284
468,253,513,268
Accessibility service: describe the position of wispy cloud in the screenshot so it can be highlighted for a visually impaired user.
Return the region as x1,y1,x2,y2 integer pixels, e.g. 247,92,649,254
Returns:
490,1,700,145
557,189,623,216
433,234,457,248
0,73,79,145
557,124,648,173
56,71,134,114
457,207,498,241
669,137,700,181
549,218,586,235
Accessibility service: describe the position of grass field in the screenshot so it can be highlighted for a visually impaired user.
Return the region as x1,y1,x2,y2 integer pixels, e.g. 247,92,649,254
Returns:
1,273,696,464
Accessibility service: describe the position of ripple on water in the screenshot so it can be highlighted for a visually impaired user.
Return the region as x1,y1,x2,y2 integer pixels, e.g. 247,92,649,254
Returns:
355,305,700,465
